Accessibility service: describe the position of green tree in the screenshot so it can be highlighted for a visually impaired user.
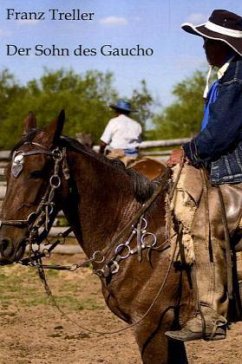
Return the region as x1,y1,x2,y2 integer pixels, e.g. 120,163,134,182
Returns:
0,68,118,148
0,68,155,149
130,80,154,132
0,69,26,122
0,69,28,148
152,70,207,139
22,69,118,140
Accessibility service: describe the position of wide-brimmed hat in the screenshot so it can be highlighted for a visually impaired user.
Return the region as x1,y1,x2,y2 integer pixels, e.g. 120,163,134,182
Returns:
109,99,136,113
182,9,242,56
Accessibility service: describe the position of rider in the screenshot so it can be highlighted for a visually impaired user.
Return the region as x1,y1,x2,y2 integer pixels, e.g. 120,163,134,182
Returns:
165,9,242,341
99,99,142,166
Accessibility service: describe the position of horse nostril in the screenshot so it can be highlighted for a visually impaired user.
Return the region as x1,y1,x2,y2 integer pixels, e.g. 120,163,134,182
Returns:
1,239,10,250
0,238,14,257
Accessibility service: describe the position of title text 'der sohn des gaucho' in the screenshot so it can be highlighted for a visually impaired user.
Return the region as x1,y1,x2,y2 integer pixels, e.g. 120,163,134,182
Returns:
6,44,154,57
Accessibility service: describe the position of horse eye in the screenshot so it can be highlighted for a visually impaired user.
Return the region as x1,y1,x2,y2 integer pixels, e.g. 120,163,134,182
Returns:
30,170,44,179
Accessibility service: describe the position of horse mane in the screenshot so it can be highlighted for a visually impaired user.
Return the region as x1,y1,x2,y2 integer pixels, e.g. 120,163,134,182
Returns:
59,136,156,203
11,130,156,203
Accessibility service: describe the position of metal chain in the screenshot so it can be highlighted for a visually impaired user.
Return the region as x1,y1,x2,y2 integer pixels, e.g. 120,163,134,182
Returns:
94,216,159,277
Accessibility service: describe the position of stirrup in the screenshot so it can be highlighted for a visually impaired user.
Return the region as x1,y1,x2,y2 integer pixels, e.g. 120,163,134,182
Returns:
204,317,227,341
165,316,227,342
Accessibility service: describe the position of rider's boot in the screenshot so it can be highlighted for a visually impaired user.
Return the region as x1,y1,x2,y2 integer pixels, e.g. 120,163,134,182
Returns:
165,304,227,342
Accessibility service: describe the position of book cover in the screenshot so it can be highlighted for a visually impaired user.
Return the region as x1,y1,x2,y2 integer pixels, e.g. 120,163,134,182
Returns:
0,1,241,363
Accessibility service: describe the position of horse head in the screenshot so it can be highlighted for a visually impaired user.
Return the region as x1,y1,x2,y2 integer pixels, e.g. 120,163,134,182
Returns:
0,110,66,264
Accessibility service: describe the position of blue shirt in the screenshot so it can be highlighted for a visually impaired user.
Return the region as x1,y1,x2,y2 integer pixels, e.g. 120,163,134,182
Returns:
201,81,219,131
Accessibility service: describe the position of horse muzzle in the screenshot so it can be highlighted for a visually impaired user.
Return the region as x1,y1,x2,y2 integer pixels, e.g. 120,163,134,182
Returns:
0,237,26,264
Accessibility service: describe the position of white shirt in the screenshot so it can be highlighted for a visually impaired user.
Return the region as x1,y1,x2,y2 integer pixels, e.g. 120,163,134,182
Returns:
100,114,142,149
204,57,234,98
217,56,234,79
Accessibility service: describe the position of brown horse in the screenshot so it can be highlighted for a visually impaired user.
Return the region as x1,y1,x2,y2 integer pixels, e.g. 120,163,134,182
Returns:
0,111,194,364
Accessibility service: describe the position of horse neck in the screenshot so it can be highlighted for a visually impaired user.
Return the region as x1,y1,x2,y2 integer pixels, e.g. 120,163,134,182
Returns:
65,149,141,257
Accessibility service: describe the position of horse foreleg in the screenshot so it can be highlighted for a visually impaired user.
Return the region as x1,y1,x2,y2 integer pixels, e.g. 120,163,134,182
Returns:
167,339,188,364
135,329,169,364
134,313,188,364
135,330,187,364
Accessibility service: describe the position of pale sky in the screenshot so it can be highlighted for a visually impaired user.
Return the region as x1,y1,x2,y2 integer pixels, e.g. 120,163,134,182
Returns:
0,0,242,106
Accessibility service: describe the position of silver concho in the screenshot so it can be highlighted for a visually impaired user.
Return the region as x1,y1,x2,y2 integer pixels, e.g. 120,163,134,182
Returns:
12,153,24,177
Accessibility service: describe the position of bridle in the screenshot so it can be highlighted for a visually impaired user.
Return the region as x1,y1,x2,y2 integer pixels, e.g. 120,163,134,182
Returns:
0,142,67,248
1,140,171,273
0,139,171,275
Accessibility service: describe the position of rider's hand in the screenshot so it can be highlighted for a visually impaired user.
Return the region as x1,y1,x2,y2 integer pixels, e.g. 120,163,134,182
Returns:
167,148,185,167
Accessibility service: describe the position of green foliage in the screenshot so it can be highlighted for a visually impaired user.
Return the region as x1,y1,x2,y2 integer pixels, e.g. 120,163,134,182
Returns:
130,80,154,130
0,69,27,147
0,68,154,149
0,68,117,148
152,70,207,139
0,67,211,147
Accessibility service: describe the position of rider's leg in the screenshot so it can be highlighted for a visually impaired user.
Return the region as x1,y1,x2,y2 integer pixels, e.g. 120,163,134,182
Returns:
166,185,228,341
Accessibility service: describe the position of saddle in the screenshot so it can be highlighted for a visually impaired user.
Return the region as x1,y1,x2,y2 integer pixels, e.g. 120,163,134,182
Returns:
221,184,242,252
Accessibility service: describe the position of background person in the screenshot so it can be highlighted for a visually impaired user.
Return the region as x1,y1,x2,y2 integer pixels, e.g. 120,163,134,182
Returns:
99,99,142,166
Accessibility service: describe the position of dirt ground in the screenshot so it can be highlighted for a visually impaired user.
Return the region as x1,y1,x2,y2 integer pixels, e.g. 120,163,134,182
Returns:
0,252,241,364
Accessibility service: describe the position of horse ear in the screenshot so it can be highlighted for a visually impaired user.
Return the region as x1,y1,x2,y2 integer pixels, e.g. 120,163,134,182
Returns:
23,112,37,134
46,110,65,144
